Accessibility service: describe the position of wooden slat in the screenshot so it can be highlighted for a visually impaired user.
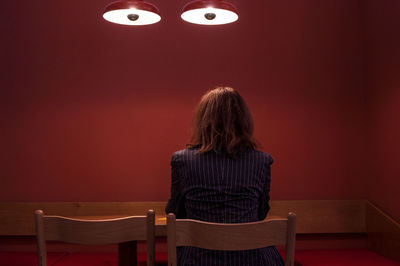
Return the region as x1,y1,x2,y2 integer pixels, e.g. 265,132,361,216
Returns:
269,200,366,233
43,216,148,244
0,200,367,236
366,201,400,262
174,218,288,250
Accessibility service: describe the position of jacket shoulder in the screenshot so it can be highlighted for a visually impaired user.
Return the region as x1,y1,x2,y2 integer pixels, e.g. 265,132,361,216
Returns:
172,148,196,157
171,148,198,164
252,149,274,165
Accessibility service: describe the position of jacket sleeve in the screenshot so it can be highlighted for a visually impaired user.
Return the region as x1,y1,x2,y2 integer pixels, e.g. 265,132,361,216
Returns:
258,154,273,220
165,153,186,218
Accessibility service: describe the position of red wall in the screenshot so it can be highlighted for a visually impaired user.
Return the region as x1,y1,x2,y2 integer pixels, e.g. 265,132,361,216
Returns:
364,0,400,221
1,1,368,202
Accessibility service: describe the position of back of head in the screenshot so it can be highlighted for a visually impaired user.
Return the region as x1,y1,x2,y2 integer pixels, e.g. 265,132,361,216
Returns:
188,87,257,157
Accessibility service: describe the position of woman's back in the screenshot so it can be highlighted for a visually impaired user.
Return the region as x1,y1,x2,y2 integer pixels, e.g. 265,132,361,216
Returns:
169,148,271,223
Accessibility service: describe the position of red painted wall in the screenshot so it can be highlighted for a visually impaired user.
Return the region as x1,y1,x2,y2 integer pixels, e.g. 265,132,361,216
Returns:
1,1,367,202
364,0,400,221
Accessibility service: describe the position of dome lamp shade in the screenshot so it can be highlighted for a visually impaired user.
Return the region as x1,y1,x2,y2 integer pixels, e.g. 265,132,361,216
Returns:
103,0,161,25
181,0,238,25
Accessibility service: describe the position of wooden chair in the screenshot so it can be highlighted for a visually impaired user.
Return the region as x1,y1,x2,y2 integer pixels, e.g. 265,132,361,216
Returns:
35,209,155,266
167,212,296,266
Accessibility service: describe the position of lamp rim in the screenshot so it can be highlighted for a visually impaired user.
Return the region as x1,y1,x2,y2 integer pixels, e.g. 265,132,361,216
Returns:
182,0,238,15
104,0,160,16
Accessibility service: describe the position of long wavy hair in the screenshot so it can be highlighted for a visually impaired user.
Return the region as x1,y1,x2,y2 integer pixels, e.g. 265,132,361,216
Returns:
187,87,258,157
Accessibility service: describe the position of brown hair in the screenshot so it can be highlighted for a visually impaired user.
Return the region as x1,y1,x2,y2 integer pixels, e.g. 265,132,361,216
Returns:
187,87,258,157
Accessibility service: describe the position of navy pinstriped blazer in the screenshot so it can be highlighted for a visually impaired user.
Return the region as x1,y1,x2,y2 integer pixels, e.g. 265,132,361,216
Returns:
166,148,284,266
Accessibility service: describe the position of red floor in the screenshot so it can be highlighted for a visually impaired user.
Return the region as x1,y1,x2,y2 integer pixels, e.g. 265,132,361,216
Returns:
0,252,67,266
1,249,399,266
290,249,400,266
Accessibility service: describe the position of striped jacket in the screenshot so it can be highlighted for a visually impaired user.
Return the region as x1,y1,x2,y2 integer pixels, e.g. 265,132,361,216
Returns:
166,148,284,266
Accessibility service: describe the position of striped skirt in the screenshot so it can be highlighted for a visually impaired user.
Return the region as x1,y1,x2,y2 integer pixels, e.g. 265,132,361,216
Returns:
177,246,284,266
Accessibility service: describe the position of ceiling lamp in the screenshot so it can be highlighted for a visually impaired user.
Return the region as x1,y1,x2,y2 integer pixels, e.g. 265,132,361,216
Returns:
181,0,238,25
103,0,161,25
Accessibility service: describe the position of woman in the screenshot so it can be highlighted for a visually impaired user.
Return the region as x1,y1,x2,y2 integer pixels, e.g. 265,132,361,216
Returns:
166,87,283,266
